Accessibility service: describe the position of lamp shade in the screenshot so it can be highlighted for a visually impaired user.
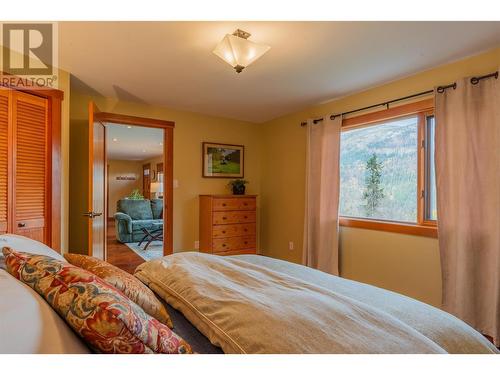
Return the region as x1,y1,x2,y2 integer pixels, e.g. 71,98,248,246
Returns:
150,182,163,194
213,33,270,73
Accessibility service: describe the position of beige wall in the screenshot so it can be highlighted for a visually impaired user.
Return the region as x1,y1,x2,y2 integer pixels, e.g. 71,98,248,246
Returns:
107,160,143,217
260,47,500,307
69,92,262,253
68,117,89,255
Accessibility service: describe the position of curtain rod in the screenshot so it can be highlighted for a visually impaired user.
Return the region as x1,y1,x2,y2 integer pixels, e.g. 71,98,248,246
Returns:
300,70,498,127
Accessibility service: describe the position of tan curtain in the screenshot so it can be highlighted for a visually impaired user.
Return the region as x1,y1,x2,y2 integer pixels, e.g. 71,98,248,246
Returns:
303,116,342,275
435,74,500,345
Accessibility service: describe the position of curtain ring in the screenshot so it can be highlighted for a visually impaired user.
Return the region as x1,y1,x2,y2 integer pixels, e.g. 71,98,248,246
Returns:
470,77,479,85
452,82,457,90
437,86,444,94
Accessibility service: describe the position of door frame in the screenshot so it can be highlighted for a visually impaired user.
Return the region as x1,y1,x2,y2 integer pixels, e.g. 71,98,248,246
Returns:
93,110,175,257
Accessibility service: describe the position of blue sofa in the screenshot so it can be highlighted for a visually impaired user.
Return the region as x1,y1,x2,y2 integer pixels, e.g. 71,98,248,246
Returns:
114,199,163,243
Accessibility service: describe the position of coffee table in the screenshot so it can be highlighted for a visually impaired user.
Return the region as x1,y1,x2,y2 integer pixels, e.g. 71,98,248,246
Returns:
138,224,163,251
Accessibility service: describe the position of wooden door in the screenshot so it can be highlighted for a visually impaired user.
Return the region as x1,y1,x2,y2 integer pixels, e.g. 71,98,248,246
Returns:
87,102,106,260
0,90,10,235
13,91,49,242
143,163,151,199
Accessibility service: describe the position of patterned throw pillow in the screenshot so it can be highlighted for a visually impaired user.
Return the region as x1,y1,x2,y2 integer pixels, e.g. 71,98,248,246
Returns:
64,253,173,328
2,248,192,354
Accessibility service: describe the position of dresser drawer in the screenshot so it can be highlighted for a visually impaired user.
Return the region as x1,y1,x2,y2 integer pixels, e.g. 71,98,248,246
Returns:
213,235,256,253
214,249,257,256
213,223,256,238
212,197,256,211
213,211,256,225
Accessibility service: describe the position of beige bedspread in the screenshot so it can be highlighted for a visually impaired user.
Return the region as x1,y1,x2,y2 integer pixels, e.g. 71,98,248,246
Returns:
134,253,498,354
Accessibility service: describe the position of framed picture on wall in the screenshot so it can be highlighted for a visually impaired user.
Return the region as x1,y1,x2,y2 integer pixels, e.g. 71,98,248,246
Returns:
202,142,244,178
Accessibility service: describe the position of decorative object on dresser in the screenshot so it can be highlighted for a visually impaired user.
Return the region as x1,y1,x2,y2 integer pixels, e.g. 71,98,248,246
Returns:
199,195,257,255
0,86,63,250
202,142,244,178
227,179,248,195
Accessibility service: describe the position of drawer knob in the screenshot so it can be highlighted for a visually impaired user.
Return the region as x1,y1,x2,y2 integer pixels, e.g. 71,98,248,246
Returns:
244,241,248,245
18,222,26,228
222,231,226,234
222,203,226,206
243,203,248,206
222,217,227,220
244,216,248,219
244,228,248,232
222,244,226,247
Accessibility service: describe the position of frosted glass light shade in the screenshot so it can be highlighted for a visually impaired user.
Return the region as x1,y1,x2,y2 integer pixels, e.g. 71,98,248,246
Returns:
213,34,270,73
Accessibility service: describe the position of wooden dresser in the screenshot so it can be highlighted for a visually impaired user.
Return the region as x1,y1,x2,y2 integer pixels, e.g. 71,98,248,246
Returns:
199,195,257,256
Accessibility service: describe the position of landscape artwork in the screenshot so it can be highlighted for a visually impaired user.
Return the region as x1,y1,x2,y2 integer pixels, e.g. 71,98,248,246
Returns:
202,142,244,178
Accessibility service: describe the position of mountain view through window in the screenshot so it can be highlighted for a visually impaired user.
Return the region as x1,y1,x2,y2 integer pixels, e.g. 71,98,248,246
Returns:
339,116,418,222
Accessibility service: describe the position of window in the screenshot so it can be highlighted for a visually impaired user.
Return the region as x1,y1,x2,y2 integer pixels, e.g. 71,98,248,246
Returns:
339,100,437,237
425,115,437,221
340,116,418,222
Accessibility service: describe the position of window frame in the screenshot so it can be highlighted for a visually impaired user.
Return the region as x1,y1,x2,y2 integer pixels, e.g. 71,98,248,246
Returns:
338,99,437,238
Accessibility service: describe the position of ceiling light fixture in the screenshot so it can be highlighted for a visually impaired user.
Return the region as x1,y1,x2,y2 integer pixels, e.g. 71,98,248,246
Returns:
213,29,270,73
127,126,132,129
112,138,118,142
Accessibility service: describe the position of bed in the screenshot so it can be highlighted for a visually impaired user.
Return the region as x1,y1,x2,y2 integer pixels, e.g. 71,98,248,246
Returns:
1,234,497,354
135,252,499,354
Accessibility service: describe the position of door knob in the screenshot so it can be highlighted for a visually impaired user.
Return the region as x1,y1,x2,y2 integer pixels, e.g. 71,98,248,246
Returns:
83,211,103,219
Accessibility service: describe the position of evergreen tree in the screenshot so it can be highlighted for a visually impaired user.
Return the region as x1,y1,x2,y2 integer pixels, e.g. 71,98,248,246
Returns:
363,153,384,217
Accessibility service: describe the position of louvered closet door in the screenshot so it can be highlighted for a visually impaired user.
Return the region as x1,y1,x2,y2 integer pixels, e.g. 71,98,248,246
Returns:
0,90,9,235
12,91,49,243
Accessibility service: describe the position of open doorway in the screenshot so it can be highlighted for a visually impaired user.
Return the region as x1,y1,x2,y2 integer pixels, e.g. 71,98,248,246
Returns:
105,124,166,272
69,102,175,272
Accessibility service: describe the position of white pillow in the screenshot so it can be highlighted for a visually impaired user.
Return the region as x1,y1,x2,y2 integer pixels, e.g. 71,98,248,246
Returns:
0,234,65,261
0,269,90,353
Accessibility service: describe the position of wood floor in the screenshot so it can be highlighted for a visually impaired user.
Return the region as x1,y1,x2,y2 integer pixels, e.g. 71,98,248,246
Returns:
107,219,145,274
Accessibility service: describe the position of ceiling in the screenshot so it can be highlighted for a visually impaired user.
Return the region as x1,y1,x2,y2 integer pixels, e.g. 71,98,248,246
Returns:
60,22,500,123
105,123,163,160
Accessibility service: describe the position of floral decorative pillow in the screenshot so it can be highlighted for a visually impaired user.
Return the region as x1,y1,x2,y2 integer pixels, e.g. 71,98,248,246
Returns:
64,253,173,328
2,248,191,354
